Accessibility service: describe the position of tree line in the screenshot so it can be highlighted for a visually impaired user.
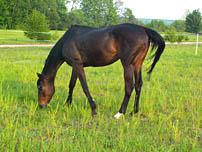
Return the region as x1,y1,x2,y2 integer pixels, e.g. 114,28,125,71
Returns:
0,0,201,34
0,0,68,29
0,0,136,30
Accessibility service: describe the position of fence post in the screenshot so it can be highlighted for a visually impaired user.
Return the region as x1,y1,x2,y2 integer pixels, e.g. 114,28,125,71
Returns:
196,33,199,55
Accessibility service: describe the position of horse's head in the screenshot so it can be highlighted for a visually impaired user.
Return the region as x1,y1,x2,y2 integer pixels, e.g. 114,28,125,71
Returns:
36,73,55,108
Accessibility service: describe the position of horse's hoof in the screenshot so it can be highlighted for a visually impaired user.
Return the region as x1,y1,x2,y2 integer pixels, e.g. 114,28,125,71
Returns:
114,112,124,119
130,111,138,116
65,96,72,106
92,110,97,117
65,102,72,107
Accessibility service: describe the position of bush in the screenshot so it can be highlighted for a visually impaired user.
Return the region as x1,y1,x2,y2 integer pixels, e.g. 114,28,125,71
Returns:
164,30,177,42
24,10,50,40
24,31,51,40
164,29,189,43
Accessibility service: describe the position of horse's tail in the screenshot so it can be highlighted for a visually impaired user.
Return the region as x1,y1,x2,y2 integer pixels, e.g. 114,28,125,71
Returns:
145,28,165,79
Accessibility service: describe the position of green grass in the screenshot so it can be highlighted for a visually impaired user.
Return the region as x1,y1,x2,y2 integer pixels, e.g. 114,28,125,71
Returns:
0,29,202,45
0,45,201,151
0,30,65,44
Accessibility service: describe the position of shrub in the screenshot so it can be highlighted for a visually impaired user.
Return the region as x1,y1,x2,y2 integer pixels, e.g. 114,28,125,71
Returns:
24,31,51,40
164,30,177,42
24,10,50,40
164,29,189,43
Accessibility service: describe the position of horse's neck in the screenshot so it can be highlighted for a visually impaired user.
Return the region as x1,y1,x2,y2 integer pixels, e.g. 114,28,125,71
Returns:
42,44,64,80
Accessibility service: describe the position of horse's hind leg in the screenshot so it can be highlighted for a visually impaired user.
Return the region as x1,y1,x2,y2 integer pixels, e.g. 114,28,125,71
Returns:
131,45,148,114
73,64,97,116
114,64,134,119
66,68,77,105
133,69,143,114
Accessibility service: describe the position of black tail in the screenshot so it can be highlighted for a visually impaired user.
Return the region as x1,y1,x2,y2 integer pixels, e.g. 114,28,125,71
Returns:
145,28,165,79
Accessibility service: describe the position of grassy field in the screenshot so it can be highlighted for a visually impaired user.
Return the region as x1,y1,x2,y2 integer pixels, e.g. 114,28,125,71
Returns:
0,45,201,151
0,29,201,44
0,30,65,44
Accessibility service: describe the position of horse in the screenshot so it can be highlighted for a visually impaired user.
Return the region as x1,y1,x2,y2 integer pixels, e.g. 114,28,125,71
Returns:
36,23,165,119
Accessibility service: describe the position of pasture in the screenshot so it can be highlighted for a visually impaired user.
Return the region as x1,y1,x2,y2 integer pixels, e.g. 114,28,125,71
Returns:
0,29,202,45
0,45,201,151
0,30,65,44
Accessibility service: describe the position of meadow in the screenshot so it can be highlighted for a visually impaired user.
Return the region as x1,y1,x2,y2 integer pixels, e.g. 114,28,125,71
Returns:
0,30,65,44
0,45,201,151
0,29,201,45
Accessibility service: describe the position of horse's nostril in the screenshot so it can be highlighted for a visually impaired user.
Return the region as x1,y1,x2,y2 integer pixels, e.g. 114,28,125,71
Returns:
39,104,47,109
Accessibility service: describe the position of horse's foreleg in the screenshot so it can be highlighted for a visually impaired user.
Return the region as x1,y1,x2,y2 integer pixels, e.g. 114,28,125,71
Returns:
66,68,77,105
74,64,97,116
133,69,143,114
114,64,134,119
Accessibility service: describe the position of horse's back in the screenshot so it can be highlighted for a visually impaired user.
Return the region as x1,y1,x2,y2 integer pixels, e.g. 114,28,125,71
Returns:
112,23,148,44
61,23,149,67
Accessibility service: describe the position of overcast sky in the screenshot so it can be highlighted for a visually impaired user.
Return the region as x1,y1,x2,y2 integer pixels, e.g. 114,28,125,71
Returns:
122,0,202,20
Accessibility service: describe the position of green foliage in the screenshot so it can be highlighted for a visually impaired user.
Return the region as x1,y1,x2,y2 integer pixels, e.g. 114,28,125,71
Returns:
24,31,52,40
0,0,68,30
46,1,61,30
24,10,50,33
164,28,189,43
164,30,177,43
171,20,185,32
66,9,86,28
146,20,168,32
56,0,69,29
121,8,136,23
1,0,201,34
0,45,201,151
81,0,118,27
24,10,51,40
185,9,202,33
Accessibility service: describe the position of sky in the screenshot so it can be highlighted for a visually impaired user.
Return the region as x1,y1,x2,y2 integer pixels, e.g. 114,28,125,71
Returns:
122,0,202,20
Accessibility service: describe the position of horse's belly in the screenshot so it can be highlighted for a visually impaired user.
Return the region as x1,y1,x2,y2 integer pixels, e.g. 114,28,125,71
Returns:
85,51,119,67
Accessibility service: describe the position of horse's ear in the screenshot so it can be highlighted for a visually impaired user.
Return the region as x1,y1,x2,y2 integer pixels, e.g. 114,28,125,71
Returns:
37,72,42,78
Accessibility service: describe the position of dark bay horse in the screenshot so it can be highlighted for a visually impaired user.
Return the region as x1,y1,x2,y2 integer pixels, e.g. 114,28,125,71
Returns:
37,23,165,118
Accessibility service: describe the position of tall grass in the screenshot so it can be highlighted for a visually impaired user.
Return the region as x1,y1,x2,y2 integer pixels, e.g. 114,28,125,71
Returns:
0,45,201,151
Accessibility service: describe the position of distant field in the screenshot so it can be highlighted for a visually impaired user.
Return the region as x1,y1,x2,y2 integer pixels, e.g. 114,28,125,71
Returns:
0,45,201,151
0,30,65,44
0,29,201,44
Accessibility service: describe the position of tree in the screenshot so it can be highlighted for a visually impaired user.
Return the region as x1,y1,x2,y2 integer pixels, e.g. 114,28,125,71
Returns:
66,9,86,28
24,10,49,32
171,20,185,32
121,8,136,23
147,20,168,32
56,0,69,29
0,0,9,28
24,10,51,40
81,0,118,27
185,9,202,33
0,0,68,30
31,0,67,30
0,0,31,29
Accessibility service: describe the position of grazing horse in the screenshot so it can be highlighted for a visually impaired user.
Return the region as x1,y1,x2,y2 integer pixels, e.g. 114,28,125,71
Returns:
37,23,165,118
